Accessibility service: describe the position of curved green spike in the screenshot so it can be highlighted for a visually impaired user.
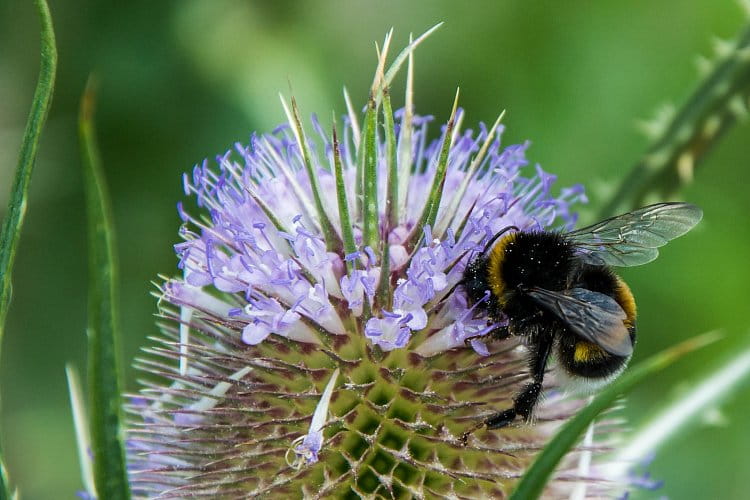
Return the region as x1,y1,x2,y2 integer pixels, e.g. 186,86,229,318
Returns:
79,79,131,500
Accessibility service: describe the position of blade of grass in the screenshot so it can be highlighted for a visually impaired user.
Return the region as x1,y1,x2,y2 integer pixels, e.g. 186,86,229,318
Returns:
509,331,722,500
0,0,57,363
79,79,131,499
0,0,56,496
603,339,750,481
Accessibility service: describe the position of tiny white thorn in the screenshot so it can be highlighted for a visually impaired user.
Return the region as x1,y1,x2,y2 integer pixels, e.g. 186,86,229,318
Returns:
636,104,675,140
739,0,750,18
737,46,750,62
676,152,695,184
343,86,361,149
703,114,722,138
728,94,749,120
701,406,730,427
694,54,713,77
712,36,735,59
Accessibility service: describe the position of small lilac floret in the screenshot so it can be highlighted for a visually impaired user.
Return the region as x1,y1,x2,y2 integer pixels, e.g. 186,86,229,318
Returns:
365,316,411,351
293,430,323,466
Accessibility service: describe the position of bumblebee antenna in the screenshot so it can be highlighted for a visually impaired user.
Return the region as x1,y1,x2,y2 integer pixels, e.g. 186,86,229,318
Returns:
481,225,519,255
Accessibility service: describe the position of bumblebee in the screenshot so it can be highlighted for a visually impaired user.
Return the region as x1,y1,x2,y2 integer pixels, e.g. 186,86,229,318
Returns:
461,202,703,431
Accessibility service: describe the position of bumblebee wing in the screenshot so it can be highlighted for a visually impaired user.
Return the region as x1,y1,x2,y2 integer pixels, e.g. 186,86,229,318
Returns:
567,202,703,267
525,286,633,357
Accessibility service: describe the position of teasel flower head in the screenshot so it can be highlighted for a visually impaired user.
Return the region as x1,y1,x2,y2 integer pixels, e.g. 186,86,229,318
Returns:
127,30,626,498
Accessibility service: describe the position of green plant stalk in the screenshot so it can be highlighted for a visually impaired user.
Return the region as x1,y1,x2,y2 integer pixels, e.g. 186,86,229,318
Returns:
79,80,131,499
0,0,56,497
375,86,398,309
331,121,357,272
510,330,722,500
0,0,57,362
361,95,380,252
383,87,399,232
600,23,750,218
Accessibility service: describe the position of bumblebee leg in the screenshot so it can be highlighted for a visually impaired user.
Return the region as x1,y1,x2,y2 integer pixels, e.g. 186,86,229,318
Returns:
485,334,554,429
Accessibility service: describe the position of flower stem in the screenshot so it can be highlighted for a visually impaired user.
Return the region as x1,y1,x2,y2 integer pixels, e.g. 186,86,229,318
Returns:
0,0,56,496
599,23,750,218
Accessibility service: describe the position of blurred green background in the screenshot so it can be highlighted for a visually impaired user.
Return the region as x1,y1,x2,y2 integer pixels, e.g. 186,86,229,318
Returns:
1,1,749,498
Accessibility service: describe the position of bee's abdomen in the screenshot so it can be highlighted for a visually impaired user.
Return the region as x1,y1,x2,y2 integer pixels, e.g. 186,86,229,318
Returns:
558,337,630,379
559,264,637,379
575,264,638,329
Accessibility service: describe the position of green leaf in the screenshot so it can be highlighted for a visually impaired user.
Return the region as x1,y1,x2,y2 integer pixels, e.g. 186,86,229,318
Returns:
79,79,131,499
376,86,399,308
607,338,750,478
361,95,380,252
404,89,460,253
509,331,722,500
382,85,399,231
0,0,56,496
0,0,57,366
331,120,357,271
375,83,398,309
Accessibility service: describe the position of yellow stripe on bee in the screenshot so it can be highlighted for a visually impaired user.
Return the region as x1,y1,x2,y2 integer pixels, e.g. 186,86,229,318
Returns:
614,277,637,327
574,341,607,363
487,232,518,307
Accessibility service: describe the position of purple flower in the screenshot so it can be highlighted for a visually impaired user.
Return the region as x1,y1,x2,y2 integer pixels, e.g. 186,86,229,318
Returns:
126,32,624,499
